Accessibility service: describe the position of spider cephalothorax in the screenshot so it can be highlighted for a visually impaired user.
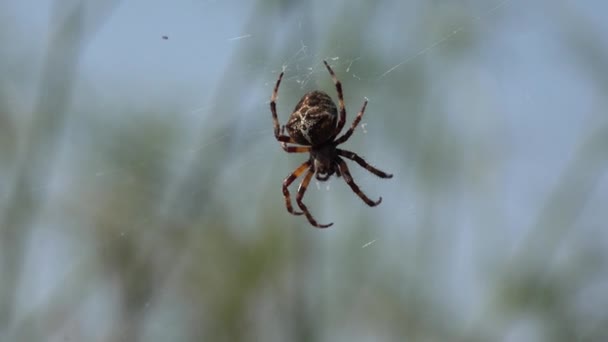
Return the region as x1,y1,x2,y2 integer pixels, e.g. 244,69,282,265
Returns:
270,60,393,228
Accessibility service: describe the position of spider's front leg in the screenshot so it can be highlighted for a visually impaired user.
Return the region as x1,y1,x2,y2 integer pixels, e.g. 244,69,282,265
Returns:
282,161,311,216
296,170,333,228
337,149,393,178
336,157,382,207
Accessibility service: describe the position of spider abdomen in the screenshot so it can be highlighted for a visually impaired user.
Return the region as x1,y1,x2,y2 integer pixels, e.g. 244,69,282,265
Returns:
286,90,338,146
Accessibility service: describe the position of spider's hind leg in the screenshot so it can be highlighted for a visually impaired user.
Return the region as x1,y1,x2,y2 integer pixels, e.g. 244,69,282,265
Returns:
323,60,347,137
270,72,296,144
334,99,368,144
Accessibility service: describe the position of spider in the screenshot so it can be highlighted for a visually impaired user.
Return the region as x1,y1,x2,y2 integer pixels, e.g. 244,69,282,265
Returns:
270,60,393,228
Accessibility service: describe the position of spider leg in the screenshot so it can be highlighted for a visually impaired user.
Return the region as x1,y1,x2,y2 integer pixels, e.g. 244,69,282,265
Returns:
337,149,393,178
270,71,297,144
282,161,311,216
323,60,347,138
334,99,368,145
296,169,334,228
336,156,383,207
282,145,311,153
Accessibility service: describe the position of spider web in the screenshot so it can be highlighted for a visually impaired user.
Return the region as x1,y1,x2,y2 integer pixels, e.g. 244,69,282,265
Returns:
11,0,608,340
0,0,521,246
210,0,517,228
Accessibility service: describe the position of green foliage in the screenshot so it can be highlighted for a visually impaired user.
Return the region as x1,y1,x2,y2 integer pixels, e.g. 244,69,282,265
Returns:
1,1,607,341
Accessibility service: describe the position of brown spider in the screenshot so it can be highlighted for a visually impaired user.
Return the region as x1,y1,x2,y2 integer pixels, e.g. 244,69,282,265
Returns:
270,60,393,228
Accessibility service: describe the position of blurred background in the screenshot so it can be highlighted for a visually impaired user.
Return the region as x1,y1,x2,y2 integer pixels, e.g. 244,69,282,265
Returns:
1,0,608,341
